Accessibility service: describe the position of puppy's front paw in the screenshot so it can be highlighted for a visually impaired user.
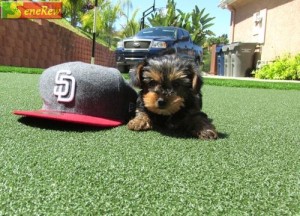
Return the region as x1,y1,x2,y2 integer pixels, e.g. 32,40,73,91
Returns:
198,129,218,140
127,113,152,131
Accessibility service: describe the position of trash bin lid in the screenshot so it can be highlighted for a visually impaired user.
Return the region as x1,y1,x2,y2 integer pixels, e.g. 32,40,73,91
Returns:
229,42,240,50
221,44,230,52
216,45,223,53
229,42,257,51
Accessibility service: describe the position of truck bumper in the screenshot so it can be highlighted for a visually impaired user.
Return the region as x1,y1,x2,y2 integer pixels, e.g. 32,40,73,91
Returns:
115,49,164,67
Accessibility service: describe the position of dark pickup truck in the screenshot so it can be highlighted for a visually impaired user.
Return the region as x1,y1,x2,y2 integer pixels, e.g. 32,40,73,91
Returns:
115,26,203,72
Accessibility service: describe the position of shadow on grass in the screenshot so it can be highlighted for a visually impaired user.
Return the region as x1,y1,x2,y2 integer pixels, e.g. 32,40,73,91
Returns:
18,117,229,139
152,126,229,140
18,117,111,132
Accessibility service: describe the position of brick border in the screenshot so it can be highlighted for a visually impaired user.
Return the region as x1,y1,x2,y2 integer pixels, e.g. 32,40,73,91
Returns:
0,19,116,68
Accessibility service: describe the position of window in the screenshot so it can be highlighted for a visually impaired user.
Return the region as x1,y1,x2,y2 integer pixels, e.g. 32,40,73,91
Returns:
253,9,267,44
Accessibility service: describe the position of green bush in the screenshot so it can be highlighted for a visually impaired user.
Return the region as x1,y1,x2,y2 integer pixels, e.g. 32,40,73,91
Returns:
254,53,300,80
202,49,211,72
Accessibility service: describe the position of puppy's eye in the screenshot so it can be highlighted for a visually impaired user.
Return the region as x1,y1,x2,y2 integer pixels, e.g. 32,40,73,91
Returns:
148,80,157,87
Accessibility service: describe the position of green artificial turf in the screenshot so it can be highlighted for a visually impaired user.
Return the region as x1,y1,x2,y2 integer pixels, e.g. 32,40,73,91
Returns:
0,66,44,74
1,73,300,214
203,77,300,90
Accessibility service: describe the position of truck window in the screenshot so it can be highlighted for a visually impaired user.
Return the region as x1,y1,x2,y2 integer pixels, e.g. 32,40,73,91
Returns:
177,29,183,40
183,30,190,41
137,28,175,39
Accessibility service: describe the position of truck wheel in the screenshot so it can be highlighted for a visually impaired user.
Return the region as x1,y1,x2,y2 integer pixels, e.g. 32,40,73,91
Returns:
117,65,130,73
195,57,201,66
195,58,202,72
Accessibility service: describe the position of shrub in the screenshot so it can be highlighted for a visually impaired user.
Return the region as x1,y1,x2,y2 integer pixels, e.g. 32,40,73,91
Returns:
254,53,300,80
202,49,211,72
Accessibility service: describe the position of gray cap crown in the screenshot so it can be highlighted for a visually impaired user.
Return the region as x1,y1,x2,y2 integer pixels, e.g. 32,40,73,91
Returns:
39,61,137,122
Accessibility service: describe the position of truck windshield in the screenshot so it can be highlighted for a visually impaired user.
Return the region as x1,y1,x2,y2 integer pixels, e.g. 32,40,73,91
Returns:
136,28,176,39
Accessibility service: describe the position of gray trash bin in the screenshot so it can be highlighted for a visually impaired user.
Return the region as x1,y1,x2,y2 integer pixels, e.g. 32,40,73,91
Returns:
230,42,257,77
222,42,257,77
216,45,224,76
222,44,232,77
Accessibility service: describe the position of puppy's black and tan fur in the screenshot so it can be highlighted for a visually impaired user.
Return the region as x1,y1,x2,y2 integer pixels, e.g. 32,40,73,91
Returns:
127,54,218,139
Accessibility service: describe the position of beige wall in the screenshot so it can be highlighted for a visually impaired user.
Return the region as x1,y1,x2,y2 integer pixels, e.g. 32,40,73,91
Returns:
229,0,300,61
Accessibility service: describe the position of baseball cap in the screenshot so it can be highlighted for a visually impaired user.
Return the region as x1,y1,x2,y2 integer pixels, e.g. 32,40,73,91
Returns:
13,62,137,127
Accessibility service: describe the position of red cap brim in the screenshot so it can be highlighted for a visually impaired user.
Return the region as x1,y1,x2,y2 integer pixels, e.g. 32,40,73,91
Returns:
13,110,123,127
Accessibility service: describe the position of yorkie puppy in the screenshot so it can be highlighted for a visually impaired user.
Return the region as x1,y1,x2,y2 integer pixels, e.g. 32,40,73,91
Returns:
127,54,218,139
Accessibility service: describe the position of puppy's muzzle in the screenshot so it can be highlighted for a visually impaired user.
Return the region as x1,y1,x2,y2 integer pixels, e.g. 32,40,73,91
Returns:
157,97,167,108
157,89,175,108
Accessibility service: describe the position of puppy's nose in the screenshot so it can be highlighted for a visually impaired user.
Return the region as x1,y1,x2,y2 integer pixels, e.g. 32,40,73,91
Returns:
157,98,167,108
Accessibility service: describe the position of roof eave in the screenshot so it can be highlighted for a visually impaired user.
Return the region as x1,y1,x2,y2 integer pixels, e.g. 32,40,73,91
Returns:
218,0,238,9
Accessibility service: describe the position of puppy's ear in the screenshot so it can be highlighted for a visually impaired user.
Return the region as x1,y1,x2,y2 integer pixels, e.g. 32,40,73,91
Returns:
130,60,147,88
186,61,203,94
192,72,203,94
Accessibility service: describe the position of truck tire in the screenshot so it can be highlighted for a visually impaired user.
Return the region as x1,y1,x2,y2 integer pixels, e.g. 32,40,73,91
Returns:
195,57,202,72
117,65,130,73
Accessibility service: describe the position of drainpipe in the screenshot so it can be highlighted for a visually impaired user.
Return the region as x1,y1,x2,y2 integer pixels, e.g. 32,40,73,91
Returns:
227,5,236,43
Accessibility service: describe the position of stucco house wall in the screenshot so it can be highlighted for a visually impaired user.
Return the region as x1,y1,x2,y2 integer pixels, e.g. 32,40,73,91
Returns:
220,0,300,62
